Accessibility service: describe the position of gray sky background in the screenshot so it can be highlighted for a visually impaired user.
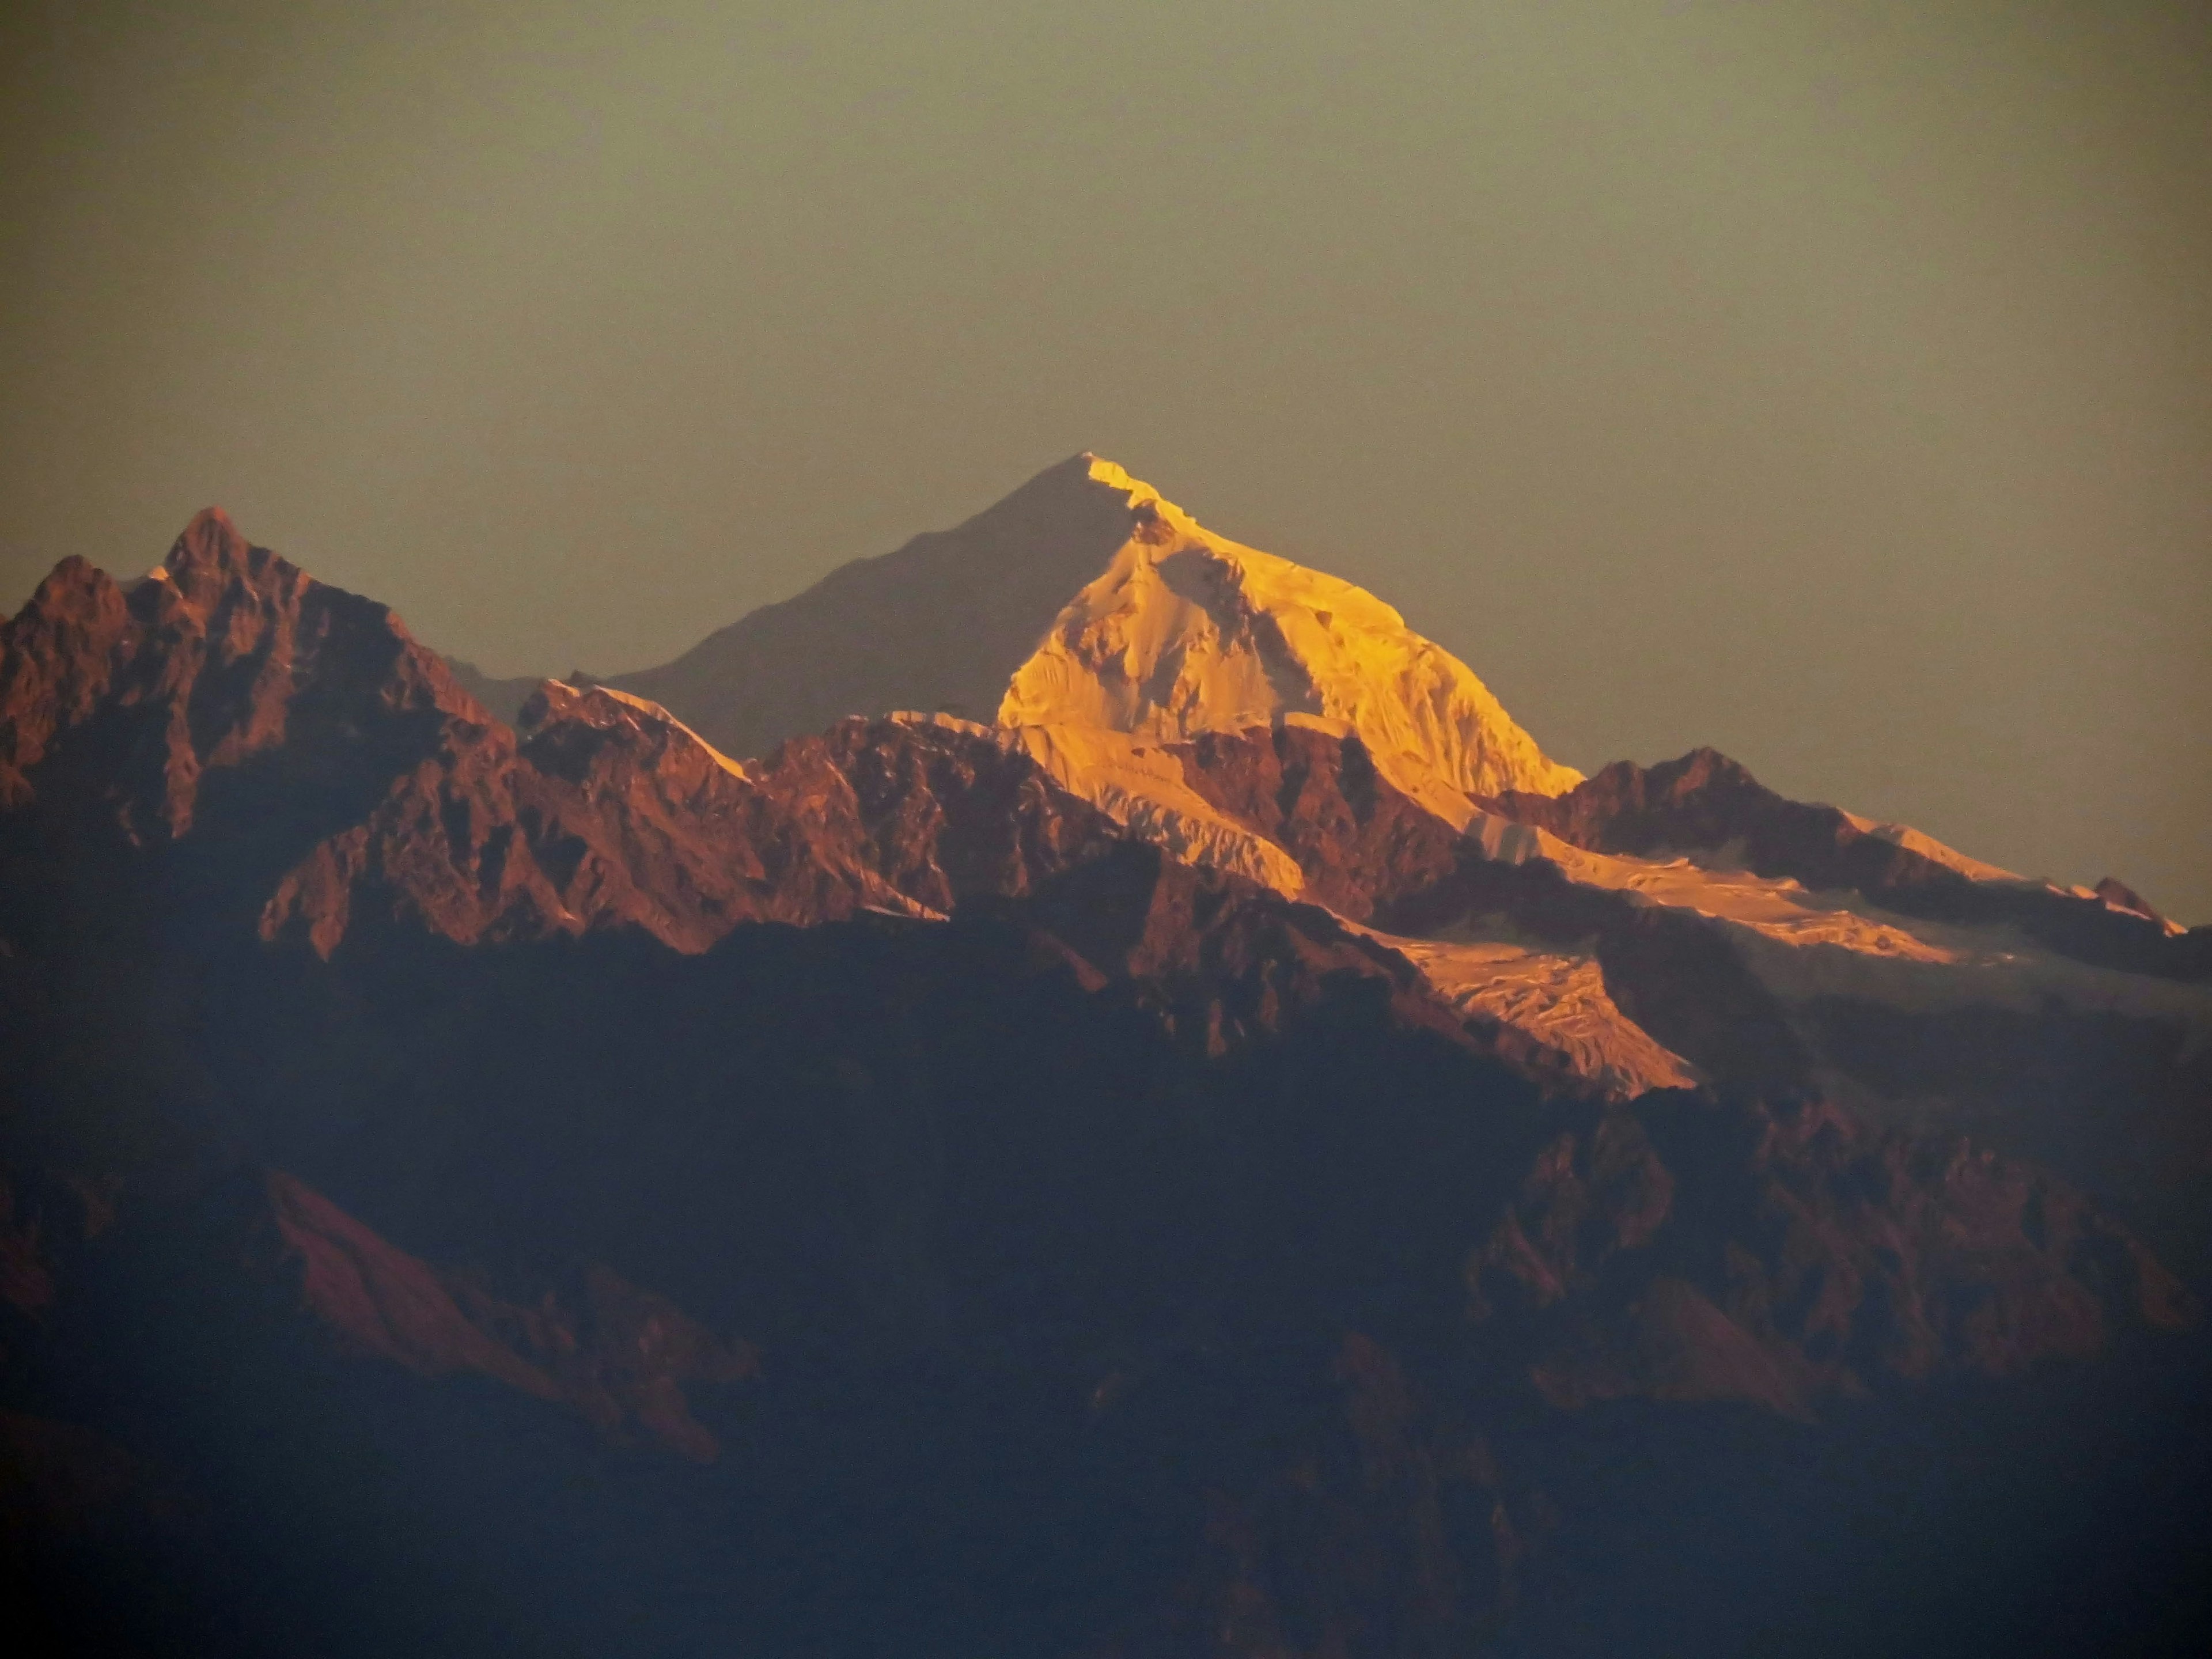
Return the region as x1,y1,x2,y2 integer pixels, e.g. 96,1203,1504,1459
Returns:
3,1,2207,918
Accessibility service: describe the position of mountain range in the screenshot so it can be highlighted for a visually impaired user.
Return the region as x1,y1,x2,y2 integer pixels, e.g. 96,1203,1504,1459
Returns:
3,456,2208,1657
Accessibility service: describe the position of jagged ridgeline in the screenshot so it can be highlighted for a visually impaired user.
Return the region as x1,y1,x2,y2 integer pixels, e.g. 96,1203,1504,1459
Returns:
2,465,2209,1658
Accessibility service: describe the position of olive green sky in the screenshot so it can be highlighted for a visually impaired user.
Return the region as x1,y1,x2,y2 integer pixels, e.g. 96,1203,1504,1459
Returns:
3,1,2207,918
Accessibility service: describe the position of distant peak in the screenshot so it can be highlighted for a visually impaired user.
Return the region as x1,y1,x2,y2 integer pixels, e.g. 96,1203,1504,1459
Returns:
175,504,244,551
164,505,263,583
997,468,1583,800
1012,452,1176,516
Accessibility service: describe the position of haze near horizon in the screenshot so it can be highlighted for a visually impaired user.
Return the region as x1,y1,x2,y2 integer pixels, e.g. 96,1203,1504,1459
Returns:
3,1,2207,918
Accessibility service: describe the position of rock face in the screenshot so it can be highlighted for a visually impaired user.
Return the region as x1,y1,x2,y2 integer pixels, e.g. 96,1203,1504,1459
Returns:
260,689,1129,957
1001,719,1703,1097
0,508,477,847
0,514,1138,959
3,500,2210,1659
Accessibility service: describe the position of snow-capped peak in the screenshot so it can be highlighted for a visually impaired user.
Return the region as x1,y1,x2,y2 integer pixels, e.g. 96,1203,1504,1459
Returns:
998,459,1582,804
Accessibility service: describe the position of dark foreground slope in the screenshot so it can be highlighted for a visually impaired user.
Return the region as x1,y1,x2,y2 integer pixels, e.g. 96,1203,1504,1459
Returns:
2,516,2209,1658
4,913,2210,1659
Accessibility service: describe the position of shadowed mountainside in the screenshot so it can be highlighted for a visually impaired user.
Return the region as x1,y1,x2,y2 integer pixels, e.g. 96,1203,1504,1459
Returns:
604,453,1147,756
3,910,2203,1658
2,498,2209,1658
9,915,2203,1659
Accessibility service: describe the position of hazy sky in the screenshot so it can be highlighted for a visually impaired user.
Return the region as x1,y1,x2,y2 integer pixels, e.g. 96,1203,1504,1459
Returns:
4,1,2207,918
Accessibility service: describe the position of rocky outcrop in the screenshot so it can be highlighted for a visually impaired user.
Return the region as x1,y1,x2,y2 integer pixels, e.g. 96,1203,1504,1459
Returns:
1012,843,1472,1059
1157,722,1468,917
260,696,1132,956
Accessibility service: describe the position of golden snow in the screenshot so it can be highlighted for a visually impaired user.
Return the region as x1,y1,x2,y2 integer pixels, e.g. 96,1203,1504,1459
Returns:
998,460,1583,806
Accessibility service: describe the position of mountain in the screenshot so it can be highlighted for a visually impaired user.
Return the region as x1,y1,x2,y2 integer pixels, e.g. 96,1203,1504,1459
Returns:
601,454,1580,806
581,458,2207,1191
3,485,2210,1657
602,452,1157,754
0,506,474,844
6,485,2204,1251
